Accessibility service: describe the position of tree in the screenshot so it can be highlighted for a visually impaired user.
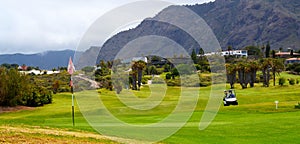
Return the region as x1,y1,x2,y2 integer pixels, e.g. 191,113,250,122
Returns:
278,77,286,86
270,59,284,86
226,63,236,89
171,68,179,79
149,65,157,75
244,45,261,56
196,47,210,70
131,60,146,90
295,65,300,74
236,62,247,89
163,64,171,72
271,50,276,58
290,49,294,57
261,58,272,87
198,48,204,55
58,67,67,71
191,49,197,64
0,68,30,106
248,61,259,87
95,61,110,77
52,80,60,94
265,42,270,58
107,61,113,69
227,45,233,51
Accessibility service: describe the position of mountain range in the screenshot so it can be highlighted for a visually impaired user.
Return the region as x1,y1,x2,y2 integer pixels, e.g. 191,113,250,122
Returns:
2,0,300,69
0,50,81,70
78,0,300,65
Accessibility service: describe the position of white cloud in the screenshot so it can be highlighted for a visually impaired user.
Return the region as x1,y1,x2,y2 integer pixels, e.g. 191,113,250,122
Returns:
0,0,213,54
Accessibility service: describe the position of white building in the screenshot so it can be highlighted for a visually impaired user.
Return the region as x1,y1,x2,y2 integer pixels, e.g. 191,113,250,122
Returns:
20,69,60,75
121,57,148,64
199,50,248,57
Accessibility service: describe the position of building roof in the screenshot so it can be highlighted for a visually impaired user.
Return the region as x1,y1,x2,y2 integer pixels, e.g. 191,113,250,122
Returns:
286,58,300,61
275,52,300,56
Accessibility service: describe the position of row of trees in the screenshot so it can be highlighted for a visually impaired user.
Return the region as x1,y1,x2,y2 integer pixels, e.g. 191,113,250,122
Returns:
0,67,52,107
226,58,285,89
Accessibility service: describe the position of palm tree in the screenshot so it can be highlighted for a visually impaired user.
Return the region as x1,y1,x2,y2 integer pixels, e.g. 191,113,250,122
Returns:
236,62,247,89
132,60,146,90
248,61,259,87
261,58,272,87
270,59,284,86
130,70,137,90
244,62,252,88
226,63,236,89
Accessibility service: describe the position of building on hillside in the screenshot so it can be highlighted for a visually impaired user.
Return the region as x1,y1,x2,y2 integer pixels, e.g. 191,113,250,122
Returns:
199,50,248,57
46,70,60,75
221,50,248,57
18,65,28,71
121,57,148,64
19,69,41,75
285,58,300,64
275,51,300,58
19,69,60,75
132,57,148,63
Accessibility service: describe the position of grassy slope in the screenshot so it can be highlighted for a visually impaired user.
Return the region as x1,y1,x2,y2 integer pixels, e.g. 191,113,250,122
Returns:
0,73,299,143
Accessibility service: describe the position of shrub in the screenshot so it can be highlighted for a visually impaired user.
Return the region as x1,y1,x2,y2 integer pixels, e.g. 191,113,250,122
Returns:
166,79,181,86
20,86,52,107
294,65,300,74
167,79,178,86
278,77,286,86
289,78,295,85
142,76,152,84
165,73,172,80
295,102,300,109
52,80,60,94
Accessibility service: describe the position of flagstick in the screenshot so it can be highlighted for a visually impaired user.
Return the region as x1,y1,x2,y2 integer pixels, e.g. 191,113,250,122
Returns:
70,77,75,127
72,87,75,126
68,57,75,127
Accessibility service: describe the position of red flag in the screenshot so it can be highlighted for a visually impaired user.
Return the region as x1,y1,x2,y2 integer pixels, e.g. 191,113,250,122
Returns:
69,79,73,87
67,57,75,75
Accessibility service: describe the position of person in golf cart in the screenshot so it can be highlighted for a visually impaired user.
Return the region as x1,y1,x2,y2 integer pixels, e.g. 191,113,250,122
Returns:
228,90,236,98
223,90,228,98
223,89,238,106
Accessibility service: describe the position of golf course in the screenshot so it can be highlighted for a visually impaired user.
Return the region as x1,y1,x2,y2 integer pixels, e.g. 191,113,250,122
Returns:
0,72,299,143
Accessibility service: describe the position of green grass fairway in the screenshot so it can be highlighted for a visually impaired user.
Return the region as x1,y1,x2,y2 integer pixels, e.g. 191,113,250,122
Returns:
0,76,300,143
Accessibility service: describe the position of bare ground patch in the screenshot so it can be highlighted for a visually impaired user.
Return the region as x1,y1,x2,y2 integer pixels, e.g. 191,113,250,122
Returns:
0,106,35,113
0,126,117,144
0,126,147,144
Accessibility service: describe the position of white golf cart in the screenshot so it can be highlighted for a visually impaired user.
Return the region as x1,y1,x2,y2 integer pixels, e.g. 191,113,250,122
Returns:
223,89,238,106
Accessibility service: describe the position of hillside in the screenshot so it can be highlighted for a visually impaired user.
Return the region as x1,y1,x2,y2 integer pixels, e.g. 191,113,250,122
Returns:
188,0,300,50
79,0,300,63
0,50,82,70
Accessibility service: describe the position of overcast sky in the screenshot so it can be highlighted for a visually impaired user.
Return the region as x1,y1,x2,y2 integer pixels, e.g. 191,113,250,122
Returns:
0,0,214,54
